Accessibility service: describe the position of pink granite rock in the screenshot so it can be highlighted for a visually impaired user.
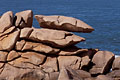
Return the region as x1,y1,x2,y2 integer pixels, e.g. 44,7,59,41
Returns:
112,57,120,70
15,10,33,28
28,28,85,48
35,15,94,33
0,11,13,33
0,29,20,51
58,56,81,70
90,51,115,74
15,40,60,54
58,46,88,56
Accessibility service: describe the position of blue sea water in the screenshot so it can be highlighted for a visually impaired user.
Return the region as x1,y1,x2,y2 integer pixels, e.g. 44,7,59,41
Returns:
0,0,120,55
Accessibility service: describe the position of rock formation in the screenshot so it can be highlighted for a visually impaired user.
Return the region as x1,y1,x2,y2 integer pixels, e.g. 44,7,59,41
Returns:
0,10,118,80
35,15,94,33
14,10,33,28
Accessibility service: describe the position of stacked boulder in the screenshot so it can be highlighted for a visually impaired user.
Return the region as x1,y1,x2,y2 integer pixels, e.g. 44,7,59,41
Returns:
107,57,120,80
0,10,118,80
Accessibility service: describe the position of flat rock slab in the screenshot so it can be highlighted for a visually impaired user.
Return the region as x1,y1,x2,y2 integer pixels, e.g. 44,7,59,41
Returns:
0,29,20,51
41,57,58,72
28,28,85,48
58,46,88,56
35,15,94,33
15,40,60,54
20,27,33,38
90,51,115,74
8,51,46,68
0,11,13,33
20,51,46,65
58,56,81,70
8,57,39,69
15,10,33,28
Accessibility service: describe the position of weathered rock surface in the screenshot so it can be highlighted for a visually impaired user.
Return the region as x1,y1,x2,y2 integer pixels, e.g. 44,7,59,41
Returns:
15,40,60,54
0,11,13,33
35,15,94,33
15,40,26,50
0,29,20,51
78,49,98,70
20,51,46,65
44,72,59,80
58,56,81,70
112,57,120,70
8,57,38,69
41,57,58,72
49,72,59,80
58,67,71,80
80,56,91,70
66,67,91,79
107,70,120,80
76,70,91,79
0,26,15,37
96,75,113,80
58,46,88,56
7,50,20,61
15,10,33,28
85,77,96,80
79,49,99,59
58,66,91,80
90,51,115,74
0,63,5,69
0,64,45,80
28,28,85,48
23,41,60,54
8,51,46,69
0,51,8,62
20,27,33,38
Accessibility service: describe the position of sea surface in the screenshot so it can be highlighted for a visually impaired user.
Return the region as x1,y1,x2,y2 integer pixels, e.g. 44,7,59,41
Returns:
0,0,120,55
